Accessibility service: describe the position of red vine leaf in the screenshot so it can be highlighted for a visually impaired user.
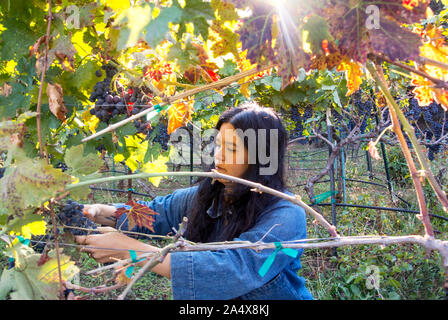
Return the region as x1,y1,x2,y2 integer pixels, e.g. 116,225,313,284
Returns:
115,200,159,231
321,0,427,63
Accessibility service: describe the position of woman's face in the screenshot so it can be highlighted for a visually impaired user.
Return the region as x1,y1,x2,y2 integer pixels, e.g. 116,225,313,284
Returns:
214,122,249,185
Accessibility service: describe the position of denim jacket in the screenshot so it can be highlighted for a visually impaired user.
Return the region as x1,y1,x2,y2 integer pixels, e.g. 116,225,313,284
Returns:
114,186,313,300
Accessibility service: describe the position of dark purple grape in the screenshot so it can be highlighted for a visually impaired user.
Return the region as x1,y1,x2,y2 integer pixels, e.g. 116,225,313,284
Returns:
105,94,114,104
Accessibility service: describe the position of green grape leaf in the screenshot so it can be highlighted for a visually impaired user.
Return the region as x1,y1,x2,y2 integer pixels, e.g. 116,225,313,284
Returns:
64,144,103,200
57,59,100,100
301,14,333,55
218,59,238,77
144,6,182,48
64,144,103,176
271,77,283,91
3,248,78,300
0,18,36,60
177,0,214,39
0,58,36,118
144,143,162,163
0,268,16,300
168,41,201,71
0,158,72,217
283,85,303,105
10,271,35,300
114,3,152,50
115,120,138,137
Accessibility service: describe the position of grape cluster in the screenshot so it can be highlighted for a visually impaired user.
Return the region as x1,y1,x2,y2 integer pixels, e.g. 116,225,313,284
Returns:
353,92,373,134
88,65,153,134
56,162,68,172
283,106,315,144
404,98,448,161
290,107,303,139
58,200,99,236
89,64,123,123
405,98,421,121
30,233,55,253
154,122,169,150
0,167,5,179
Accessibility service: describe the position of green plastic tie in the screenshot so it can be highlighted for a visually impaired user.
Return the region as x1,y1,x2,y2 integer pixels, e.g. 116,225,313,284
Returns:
258,242,298,277
312,190,338,204
17,235,30,246
154,104,168,113
125,250,145,278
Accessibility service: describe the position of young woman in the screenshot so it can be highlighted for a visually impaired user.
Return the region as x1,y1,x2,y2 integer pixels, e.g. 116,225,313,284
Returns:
77,102,313,300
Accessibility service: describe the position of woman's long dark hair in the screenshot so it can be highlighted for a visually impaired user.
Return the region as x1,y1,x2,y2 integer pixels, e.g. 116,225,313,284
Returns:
185,101,288,242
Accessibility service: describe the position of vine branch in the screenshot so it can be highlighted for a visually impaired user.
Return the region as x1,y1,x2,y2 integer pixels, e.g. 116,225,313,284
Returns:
36,0,53,160
367,60,448,213
366,61,435,237
369,53,448,89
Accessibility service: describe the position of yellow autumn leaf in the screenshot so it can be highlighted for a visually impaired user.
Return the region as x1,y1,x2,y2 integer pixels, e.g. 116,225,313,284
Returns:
411,75,434,106
38,251,78,283
114,153,125,163
167,100,194,135
118,136,150,172
20,220,47,238
104,0,131,12
81,108,99,133
433,88,448,111
420,43,448,81
239,82,251,98
72,30,93,56
337,59,363,96
142,152,171,187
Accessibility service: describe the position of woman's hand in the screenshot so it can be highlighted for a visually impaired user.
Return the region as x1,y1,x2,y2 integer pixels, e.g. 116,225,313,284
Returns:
83,204,117,227
74,227,172,278
74,227,151,263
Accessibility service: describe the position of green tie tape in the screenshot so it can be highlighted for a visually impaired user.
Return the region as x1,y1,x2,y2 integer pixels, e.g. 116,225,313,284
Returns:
17,235,30,246
312,190,338,204
154,104,168,113
125,250,145,278
258,242,298,277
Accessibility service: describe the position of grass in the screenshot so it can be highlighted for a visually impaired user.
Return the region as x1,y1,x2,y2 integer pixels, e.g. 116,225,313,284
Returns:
1,143,447,300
